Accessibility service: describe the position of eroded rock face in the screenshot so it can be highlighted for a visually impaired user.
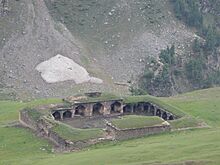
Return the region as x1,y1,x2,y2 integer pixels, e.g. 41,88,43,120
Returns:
36,54,103,84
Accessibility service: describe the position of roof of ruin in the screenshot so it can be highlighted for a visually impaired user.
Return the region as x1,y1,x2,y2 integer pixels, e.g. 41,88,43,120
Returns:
64,93,123,104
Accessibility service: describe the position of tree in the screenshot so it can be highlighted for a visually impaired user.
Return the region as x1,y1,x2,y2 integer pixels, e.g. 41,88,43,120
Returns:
185,59,203,84
192,38,201,53
159,45,175,65
205,26,217,51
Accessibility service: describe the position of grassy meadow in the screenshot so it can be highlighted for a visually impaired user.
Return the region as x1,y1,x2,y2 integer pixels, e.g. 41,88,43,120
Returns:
1,88,220,165
111,115,164,129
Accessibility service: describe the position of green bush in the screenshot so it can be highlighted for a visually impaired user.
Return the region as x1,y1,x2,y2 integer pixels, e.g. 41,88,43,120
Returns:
159,45,175,66
172,0,203,28
185,59,203,84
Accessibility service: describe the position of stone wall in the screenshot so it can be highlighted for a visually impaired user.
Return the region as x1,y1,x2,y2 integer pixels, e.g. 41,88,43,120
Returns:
19,109,96,151
19,110,38,130
106,122,171,140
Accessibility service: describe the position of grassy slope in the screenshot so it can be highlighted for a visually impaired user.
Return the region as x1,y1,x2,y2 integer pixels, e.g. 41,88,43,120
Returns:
161,87,220,128
1,88,220,164
52,123,103,142
0,98,62,165
112,115,164,129
0,98,61,125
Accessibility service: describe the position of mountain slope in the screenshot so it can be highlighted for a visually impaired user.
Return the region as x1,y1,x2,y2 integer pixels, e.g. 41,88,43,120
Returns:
0,0,196,98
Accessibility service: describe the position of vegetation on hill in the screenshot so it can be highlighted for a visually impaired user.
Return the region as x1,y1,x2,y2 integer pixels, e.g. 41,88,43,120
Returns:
136,45,176,96
131,0,220,96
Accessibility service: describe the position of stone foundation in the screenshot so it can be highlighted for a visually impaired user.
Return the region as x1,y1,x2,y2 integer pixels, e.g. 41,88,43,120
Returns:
19,109,98,151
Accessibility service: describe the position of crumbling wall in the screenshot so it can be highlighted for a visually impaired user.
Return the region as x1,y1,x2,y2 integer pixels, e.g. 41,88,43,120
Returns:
106,122,170,140
19,109,94,151
19,110,38,130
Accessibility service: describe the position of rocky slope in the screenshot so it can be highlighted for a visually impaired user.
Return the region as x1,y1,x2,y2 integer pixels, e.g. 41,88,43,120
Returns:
0,0,203,99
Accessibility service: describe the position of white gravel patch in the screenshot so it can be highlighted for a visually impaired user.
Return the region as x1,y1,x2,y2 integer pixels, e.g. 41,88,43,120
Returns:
36,54,103,84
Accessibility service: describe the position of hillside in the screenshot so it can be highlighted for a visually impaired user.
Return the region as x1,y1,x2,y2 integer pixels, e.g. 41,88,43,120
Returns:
1,87,220,164
0,0,198,99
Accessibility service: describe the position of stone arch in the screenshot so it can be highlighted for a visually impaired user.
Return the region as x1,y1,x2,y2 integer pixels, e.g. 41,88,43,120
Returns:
111,101,122,114
133,103,144,113
63,110,72,119
143,102,150,112
156,109,162,117
150,105,155,115
75,105,86,116
93,103,104,115
123,104,133,113
169,115,174,120
162,112,168,120
52,111,61,120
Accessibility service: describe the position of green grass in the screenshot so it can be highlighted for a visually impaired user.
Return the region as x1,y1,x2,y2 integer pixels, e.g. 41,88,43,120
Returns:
161,87,220,127
26,108,43,122
111,115,164,129
0,98,62,125
33,128,220,165
52,123,103,142
0,127,52,165
1,87,220,164
169,116,202,129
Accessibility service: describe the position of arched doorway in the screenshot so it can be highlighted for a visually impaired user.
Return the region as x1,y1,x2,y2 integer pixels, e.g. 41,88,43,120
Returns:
63,110,72,119
169,115,174,120
156,109,162,117
111,101,122,114
150,105,155,115
93,103,104,116
162,112,168,120
134,103,143,113
52,111,61,120
143,102,150,112
123,104,133,113
75,105,86,116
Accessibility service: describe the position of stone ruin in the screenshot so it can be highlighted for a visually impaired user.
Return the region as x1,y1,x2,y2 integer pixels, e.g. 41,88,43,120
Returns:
19,92,177,152
51,99,175,121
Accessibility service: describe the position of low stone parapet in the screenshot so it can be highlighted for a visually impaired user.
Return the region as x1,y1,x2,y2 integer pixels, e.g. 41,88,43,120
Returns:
106,122,171,140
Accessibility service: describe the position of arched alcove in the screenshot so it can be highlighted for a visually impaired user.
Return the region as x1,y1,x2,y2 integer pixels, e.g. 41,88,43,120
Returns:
169,115,174,120
156,109,162,117
123,104,133,113
75,105,86,116
143,102,150,112
133,103,144,113
150,105,155,115
93,103,104,115
111,101,122,114
162,112,168,120
63,110,72,119
52,111,61,120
